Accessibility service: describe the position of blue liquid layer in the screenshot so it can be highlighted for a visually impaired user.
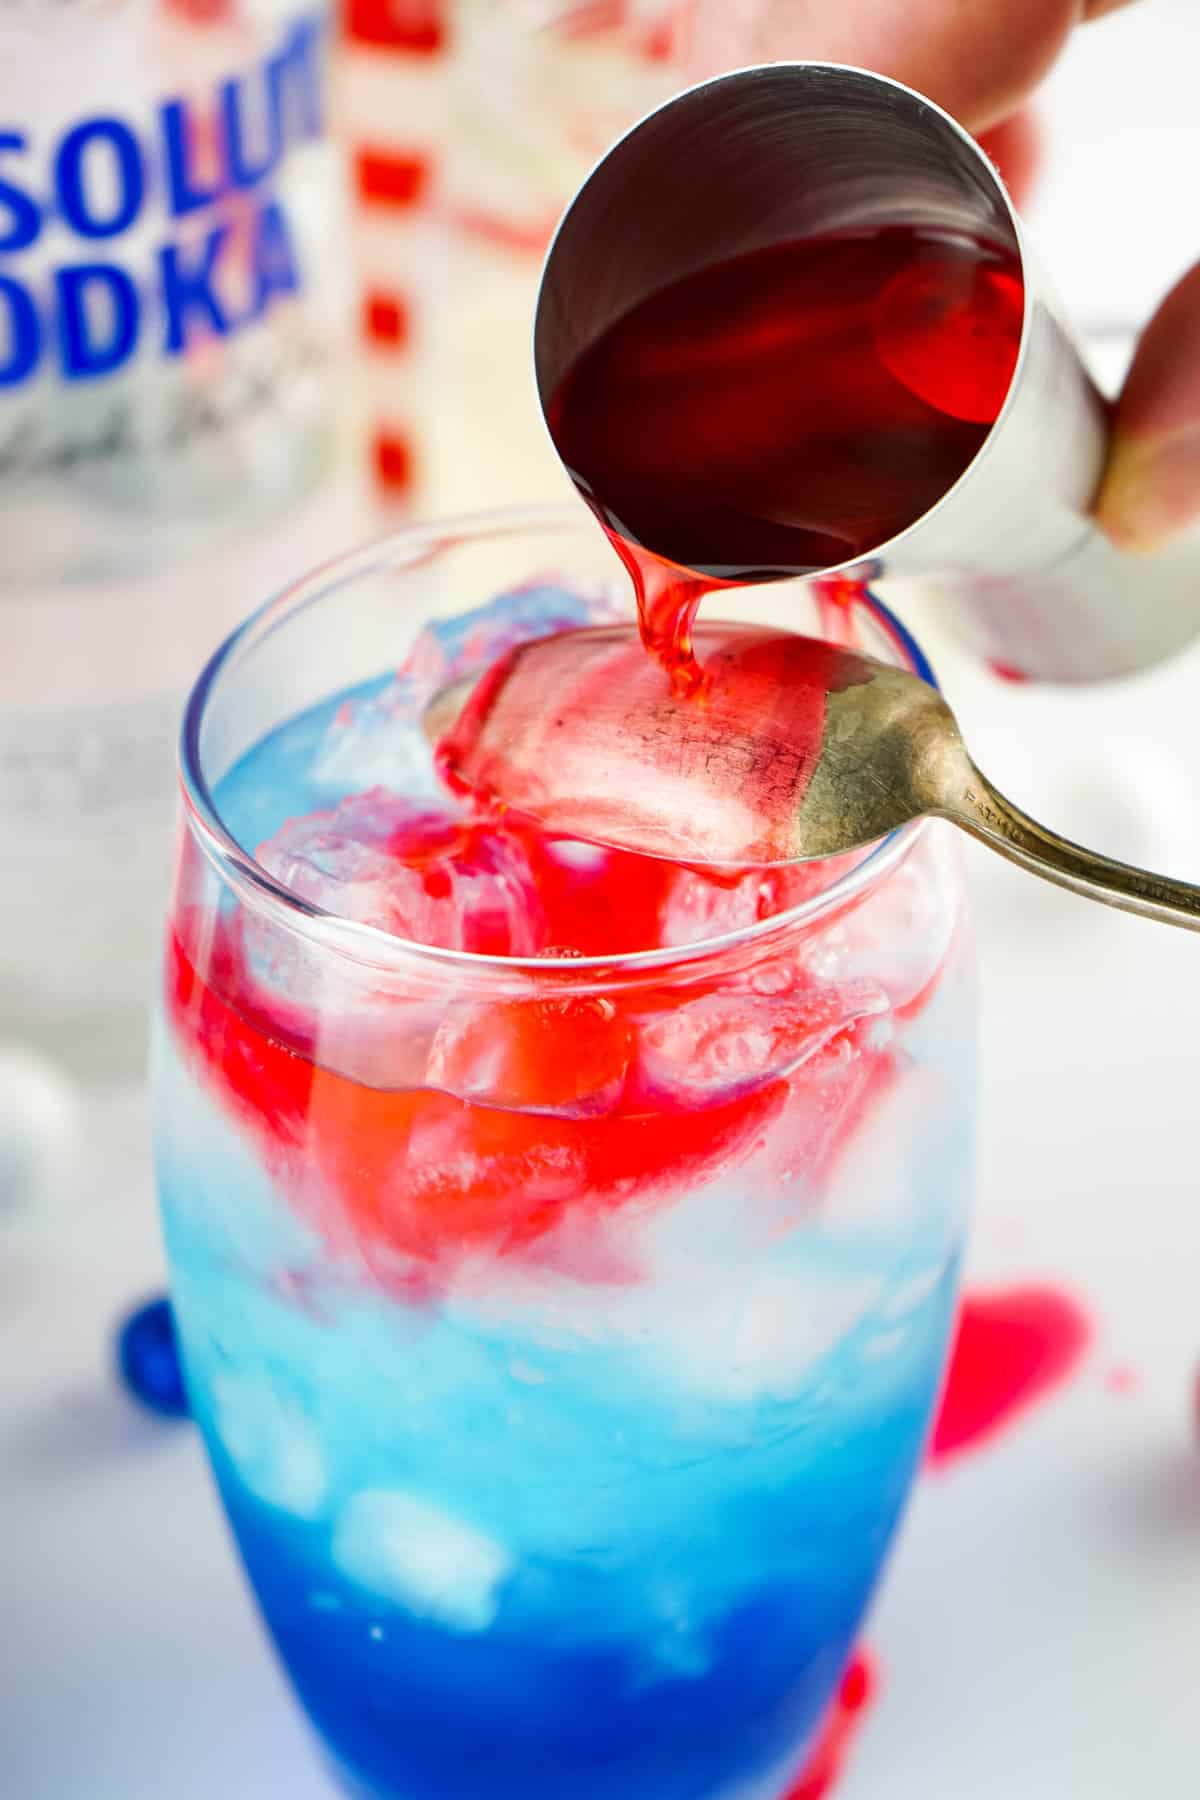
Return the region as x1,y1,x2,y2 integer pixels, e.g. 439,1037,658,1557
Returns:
172,1205,955,1800
222,1465,891,1800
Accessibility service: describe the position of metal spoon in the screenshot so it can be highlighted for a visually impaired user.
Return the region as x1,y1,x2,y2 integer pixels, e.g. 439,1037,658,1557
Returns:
429,623,1200,932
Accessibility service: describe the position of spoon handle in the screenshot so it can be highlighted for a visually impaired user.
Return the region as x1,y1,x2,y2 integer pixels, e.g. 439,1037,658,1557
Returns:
939,763,1200,932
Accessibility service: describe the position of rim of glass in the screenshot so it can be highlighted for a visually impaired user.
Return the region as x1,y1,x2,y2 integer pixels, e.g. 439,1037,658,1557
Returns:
179,502,936,978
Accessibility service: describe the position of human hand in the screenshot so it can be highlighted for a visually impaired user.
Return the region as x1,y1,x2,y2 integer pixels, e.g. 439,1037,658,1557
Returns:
687,0,1200,554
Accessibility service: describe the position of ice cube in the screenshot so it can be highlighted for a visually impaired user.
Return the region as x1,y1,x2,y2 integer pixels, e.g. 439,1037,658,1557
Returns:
210,1372,328,1519
819,1063,947,1234
637,981,889,1106
433,579,620,679
427,993,632,1115
396,1094,590,1258
812,832,958,1014
332,1490,512,1631
310,580,615,798
655,1267,886,1403
657,867,774,948
657,860,861,949
310,688,445,803
257,790,548,954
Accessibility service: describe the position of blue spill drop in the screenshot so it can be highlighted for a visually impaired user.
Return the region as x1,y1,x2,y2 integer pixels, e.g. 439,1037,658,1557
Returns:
116,1295,190,1420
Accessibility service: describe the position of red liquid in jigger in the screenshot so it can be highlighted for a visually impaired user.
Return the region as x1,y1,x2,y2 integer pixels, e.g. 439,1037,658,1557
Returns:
548,223,1024,689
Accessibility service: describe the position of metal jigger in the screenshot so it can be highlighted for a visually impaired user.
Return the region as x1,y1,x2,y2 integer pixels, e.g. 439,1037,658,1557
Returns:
534,63,1200,685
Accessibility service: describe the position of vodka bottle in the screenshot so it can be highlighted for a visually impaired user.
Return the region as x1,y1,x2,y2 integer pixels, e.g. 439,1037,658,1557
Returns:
0,0,362,1075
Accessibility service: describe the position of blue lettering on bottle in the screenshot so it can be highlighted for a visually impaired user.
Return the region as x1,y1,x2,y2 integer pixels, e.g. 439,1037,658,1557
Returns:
246,198,300,320
221,69,283,192
0,276,40,386
55,118,145,240
57,264,139,379
0,134,41,254
161,97,224,219
272,16,326,148
0,14,328,396
160,224,231,353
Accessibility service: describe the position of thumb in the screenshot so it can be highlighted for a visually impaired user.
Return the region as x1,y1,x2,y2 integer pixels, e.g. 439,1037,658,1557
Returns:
1094,262,1200,552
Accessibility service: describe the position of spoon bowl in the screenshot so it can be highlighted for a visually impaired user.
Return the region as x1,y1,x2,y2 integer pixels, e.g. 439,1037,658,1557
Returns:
430,623,1200,932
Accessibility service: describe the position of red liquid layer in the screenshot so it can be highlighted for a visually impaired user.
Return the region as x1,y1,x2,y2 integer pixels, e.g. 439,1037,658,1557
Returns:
168,807,923,1278
548,224,1023,684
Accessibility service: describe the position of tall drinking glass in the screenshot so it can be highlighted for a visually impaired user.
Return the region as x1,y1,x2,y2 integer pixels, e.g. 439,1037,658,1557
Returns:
153,506,975,1800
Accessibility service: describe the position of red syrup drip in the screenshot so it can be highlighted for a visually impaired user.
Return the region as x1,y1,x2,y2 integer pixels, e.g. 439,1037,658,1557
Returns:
786,1652,878,1800
929,1286,1094,1467
548,222,1024,693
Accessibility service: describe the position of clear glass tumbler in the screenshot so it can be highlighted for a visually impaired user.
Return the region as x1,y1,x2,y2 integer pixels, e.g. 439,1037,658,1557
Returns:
153,505,975,1800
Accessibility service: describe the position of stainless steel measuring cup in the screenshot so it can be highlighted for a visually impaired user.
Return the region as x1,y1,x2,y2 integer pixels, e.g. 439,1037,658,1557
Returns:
534,62,1200,684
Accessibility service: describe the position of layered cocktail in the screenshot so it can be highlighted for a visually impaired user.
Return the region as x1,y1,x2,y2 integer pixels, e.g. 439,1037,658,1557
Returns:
154,509,974,1800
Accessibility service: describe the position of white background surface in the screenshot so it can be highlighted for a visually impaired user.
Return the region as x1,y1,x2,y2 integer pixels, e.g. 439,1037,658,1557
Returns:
3,2,1200,1796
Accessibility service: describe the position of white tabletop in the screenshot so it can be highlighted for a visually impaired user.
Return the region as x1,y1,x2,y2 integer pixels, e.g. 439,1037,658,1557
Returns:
4,4,1200,1796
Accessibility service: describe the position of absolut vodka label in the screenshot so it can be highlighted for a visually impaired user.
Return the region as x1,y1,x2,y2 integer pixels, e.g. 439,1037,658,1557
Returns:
0,1,347,582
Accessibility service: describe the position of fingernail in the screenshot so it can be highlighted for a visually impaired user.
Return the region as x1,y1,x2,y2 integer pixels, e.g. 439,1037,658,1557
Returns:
1094,426,1200,553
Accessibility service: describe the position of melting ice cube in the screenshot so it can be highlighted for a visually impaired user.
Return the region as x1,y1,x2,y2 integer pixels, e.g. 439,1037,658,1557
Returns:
257,789,548,953
332,1490,512,1631
637,981,890,1105
211,1372,328,1519
311,579,618,797
656,1268,887,1404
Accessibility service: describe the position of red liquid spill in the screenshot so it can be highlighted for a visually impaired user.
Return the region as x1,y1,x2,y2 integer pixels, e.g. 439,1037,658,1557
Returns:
930,1287,1093,1467
548,223,1024,688
988,659,1030,685
786,1652,878,1800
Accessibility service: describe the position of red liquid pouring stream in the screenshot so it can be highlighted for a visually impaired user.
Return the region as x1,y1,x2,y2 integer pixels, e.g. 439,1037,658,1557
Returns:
442,224,1025,863
547,222,1025,695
